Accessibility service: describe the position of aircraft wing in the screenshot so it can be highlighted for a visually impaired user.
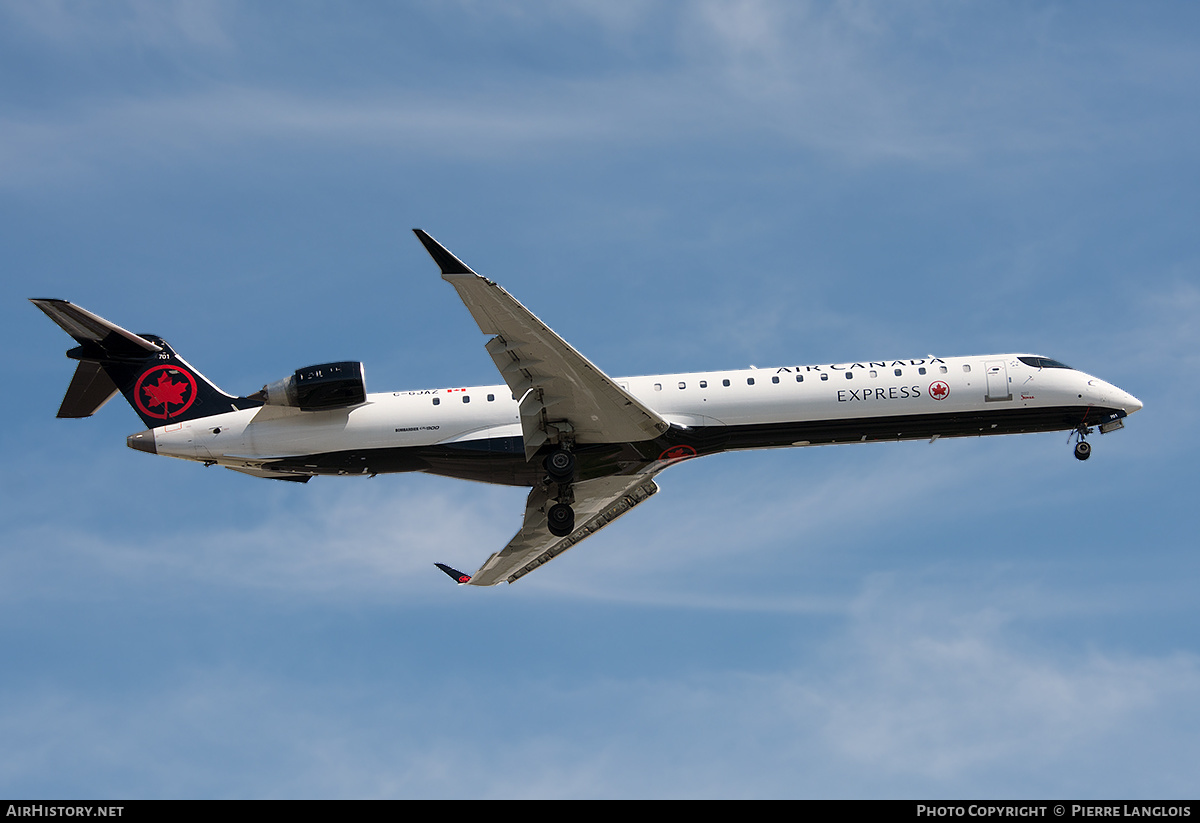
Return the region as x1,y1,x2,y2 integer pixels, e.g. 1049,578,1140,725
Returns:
444,469,662,586
414,230,670,461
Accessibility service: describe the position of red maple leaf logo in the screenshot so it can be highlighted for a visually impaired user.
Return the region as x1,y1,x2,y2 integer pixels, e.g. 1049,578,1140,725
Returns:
133,365,198,420
142,371,189,409
929,381,949,399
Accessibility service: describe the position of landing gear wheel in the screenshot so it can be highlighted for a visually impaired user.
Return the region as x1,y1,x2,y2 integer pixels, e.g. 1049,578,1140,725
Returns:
1074,440,1092,461
547,503,575,537
544,449,577,484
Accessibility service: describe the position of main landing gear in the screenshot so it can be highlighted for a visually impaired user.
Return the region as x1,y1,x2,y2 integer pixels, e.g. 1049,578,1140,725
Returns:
547,502,575,537
544,448,577,537
544,449,576,484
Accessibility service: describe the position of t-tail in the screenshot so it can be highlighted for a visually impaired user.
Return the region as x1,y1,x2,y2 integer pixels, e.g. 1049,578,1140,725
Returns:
31,299,259,428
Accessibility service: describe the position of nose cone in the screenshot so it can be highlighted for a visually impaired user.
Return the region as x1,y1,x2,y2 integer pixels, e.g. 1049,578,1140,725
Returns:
126,430,157,454
1089,376,1143,416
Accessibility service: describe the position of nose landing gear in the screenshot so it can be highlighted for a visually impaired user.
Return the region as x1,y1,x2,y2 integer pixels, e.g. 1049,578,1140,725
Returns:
1072,425,1093,461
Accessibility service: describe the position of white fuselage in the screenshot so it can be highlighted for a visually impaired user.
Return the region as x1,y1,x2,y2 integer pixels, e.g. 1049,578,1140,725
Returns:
147,354,1142,478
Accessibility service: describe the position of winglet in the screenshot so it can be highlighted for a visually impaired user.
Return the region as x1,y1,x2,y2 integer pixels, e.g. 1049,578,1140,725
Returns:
435,563,472,585
413,230,475,276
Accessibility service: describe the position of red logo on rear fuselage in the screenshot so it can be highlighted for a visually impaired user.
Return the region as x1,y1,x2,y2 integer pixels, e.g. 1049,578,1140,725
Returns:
135,365,198,420
658,445,697,462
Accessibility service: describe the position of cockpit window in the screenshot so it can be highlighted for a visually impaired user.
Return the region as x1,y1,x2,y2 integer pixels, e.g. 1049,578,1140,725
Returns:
1018,356,1072,370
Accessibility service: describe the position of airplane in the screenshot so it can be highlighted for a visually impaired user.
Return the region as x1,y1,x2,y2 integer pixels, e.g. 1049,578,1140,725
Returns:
32,230,1144,586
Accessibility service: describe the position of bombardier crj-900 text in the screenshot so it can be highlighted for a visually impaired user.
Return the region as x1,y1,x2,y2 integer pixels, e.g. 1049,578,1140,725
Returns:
33,231,1143,586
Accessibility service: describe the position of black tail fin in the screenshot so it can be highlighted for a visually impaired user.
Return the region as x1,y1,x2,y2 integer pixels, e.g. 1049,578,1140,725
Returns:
31,299,258,428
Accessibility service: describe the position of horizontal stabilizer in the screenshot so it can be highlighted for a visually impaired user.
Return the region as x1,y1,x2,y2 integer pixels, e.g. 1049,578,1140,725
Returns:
57,360,120,418
30,299,162,358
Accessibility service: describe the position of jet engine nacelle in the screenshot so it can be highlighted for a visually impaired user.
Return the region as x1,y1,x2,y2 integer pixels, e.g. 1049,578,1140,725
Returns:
261,361,367,410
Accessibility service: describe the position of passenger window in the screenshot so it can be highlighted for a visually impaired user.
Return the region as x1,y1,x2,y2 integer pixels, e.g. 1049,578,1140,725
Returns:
820,374,829,382
747,378,755,386
869,370,878,378
962,364,971,373
845,372,853,380
678,382,686,390
654,383,662,391
463,395,470,403
918,367,927,375
894,369,902,377
722,379,730,387
772,376,779,384
432,397,440,406
700,380,707,389
795,375,803,383
487,394,495,401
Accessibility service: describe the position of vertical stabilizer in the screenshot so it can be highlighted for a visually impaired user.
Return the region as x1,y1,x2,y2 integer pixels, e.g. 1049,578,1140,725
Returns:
31,299,259,427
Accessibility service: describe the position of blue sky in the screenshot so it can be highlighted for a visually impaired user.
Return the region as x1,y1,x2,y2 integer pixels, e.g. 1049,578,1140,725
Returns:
2,1,1198,799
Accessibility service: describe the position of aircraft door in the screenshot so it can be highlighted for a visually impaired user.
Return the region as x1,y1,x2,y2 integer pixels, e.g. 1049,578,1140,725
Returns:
984,360,1012,402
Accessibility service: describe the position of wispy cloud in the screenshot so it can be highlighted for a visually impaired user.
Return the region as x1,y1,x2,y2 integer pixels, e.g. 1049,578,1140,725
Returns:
3,0,234,51
3,572,1195,798
7,4,1193,189
799,580,1200,795
3,0,1194,799
1,478,525,603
